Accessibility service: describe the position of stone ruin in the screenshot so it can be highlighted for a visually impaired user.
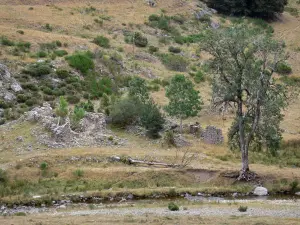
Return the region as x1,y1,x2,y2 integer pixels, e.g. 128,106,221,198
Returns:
190,123,224,145
23,102,123,149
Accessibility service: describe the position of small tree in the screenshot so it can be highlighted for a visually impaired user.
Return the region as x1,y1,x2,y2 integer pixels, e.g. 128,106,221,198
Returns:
165,74,203,133
55,96,69,125
128,76,150,104
71,106,85,129
202,25,289,180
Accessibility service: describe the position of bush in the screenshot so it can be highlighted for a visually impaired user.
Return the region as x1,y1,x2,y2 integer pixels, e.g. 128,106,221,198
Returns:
66,52,94,75
148,14,160,21
45,23,53,31
36,51,47,58
0,169,8,185
163,130,176,147
54,49,68,57
168,202,179,211
17,30,25,35
1,36,15,46
149,45,159,54
160,54,188,72
134,32,148,47
22,63,52,76
110,97,142,127
276,62,292,75
93,35,110,48
73,169,84,178
78,100,94,112
23,82,39,91
289,180,299,193
168,46,181,53
55,40,62,47
40,162,48,170
174,36,185,45
56,69,70,79
66,95,80,104
194,71,205,83
238,206,248,212
25,97,39,106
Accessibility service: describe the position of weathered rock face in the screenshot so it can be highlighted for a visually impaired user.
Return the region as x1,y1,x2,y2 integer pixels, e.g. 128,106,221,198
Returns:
253,187,268,196
0,63,22,102
23,103,123,149
201,125,224,145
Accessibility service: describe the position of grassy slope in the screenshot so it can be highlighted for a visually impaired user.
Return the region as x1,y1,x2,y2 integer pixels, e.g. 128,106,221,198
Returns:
0,0,300,202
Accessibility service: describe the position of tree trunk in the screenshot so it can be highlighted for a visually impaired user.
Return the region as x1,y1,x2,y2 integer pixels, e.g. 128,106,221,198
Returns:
180,117,183,134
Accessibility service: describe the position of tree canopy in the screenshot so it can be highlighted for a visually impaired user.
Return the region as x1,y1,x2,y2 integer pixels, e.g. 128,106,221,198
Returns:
205,0,288,19
202,24,289,180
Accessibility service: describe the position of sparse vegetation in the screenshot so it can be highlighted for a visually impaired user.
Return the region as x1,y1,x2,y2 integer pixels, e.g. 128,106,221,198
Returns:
168,202,179,211
238,206,248,212
66,52,94,75
93,35,110,48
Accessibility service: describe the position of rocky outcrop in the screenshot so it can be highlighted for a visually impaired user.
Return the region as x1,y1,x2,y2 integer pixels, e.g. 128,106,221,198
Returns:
24,103,123,149
0,63,22,102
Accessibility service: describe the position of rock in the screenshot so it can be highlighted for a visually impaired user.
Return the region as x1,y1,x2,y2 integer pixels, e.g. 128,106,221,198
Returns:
16,136,24,142
11,82,22,92
4,92,16,101
127,194,134,200
33,195,41,199
295,192,300,196
201,125,224,145
58,205,66,209
211,21,220,29
232,192,238,198
253,187,268,196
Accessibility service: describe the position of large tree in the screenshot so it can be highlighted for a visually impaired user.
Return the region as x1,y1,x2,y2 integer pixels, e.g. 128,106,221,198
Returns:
205,0,288,19
165,74,203,133
202,25,289,180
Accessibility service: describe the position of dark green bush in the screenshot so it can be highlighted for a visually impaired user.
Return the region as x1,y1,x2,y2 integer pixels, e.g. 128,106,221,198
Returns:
78,100,94,112
66,95,81,104
93,35,110,48
168,202,179,211
22,63,52,76
1,36,15,46
168,46,181,53
17,94,30,103
160,54,188,72
148,14,160,22
45,23,53,31
134,32,148,47
25,97,39,106
194,71,205,83
174,36,185,45
36,51,47,58
56,69,70,79
276,62,292,75
149,45,159,54
55,40,62,47
54,49,68,57
17,30,25,35
22,82,39,91
238,206,248,212
110,97,142,127
66,52,94,75
0,169,8,185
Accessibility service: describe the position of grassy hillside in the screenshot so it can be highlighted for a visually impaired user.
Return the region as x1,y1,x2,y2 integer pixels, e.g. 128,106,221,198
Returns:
0,0,300,206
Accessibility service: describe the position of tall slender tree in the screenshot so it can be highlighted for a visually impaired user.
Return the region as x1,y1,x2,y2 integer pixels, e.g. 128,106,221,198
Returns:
202,25,289,180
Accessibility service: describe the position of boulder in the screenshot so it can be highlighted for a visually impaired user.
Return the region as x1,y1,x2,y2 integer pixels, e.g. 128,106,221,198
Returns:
253,187,268,196
295,192,300,196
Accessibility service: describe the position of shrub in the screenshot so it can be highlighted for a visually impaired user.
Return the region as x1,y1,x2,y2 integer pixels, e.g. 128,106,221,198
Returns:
55,40,62,47
78,100,94,112
72,106,85,126
168,202,179,211
17,94,30,103
56,69,70,79
110,97,142,127
149,45,159,54
289,180,299,193
40,162,48,170
45,23,53,31
174,36,185,45
93,35,110,48
276,62,292,75
1,36,15,46
14,212,26,216
194,71,205,83
0,169,8,185
22,63,52,76
66,52,94,75
163,130,176,147
158,36,171,45
25,97,39,106
134,32,148,47
73,169,84,178
148,14,160,22
66,95,80,104
238,206,248,212
171,15,185,24
160,54,188,72
36,51,47,58
54,49,68,57
23,82,39,91
168,46,181,53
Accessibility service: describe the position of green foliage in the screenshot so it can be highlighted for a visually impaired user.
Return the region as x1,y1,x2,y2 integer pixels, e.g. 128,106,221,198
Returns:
55,96,69,119
110,97,141,127
40,162,48,170
276,62,292,75
56,68,70,79
238,206,248,212
78,100,94,112
168,46,181,53
285,7,299,17
194,71,205,83
0,36,15,46
36,51,47,58
168,202,179,211
289,180,299,192
17,30,25,35
160,54,189,72
66,52,94,75
134,32,148,47
66,95,80,104
0,169,8,185
93,35,110,48
165,74,202,123
128,77,150,104
87,75,113,99
72,106,85,127
44,23,53,31
206,0,287,19
14,212,26,216
148,45,159,54
54,49,68,57
73,169,84,178
22,63,52,76
140,102,164,138
148,14,171,31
